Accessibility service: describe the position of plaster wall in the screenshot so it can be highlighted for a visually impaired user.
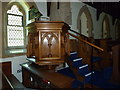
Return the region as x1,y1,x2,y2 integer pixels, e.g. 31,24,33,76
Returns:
0,1,117,83
71,2,115,39
35,0,47,17
0,56,27,82
0,0,48,83
99,12,115,39
0,1,2,58
71,3,97,37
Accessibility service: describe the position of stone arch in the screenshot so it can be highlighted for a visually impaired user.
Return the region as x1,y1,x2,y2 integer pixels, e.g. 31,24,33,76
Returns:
115,20,120,40
77,5,93,37
102,15,110,39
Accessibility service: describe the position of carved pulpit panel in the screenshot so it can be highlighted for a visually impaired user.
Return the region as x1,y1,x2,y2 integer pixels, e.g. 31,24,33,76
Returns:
27,21,69,66
40,32,60,59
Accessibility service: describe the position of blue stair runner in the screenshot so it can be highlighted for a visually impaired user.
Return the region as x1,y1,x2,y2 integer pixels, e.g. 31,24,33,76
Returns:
57,52,120,88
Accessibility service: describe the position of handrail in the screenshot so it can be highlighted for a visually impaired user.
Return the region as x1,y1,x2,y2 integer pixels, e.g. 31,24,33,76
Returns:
68,32,104,51
69,29,88,38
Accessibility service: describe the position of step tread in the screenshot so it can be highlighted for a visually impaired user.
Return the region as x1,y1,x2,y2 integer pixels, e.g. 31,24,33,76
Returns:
79,64,88,69
70,52,77,55
73,58,82,62
85,71,94,77
79,71,94,77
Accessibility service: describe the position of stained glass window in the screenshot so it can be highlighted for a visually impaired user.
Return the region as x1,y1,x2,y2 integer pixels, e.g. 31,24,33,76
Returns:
7,5,24,47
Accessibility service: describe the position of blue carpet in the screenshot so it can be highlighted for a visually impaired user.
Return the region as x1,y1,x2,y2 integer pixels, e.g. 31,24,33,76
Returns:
72,80,83,88
88,67,120,88
58,51,120,88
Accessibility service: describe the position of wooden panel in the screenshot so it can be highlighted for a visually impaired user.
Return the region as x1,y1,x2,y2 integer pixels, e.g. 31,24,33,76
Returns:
111,45,120,84
40,31,60,59
0,61,11,77
35,23,64,30
27,21,65,31
69,39,78,52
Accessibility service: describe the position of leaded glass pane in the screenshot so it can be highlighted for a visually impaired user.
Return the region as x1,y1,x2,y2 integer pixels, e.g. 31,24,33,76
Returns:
8,15,22,26
7,26,24,47
7,5,23,15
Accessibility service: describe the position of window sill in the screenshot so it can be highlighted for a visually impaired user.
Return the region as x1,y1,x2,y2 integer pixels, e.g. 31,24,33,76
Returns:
2,53,26,58
3,49,26,58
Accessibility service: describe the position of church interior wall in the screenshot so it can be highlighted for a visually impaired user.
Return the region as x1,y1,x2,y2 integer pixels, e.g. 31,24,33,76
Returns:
0,0,48,82
0,56,27,82
0,1,119,83
71,2,115,39
0,1,2,58
35,1,47,17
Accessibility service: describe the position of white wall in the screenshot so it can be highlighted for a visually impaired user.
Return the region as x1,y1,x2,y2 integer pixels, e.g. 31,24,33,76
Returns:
81,12,88,37
0,55,27,82
0,1,29,82
71,2,115,39
0,1,48,83
71,2,84,32
71,2,100,39
87,5,98,39
0,1,2,58
99,12,115,39
35,0,47,17
0,1,117,85
34,2,115,39
109,15,115,40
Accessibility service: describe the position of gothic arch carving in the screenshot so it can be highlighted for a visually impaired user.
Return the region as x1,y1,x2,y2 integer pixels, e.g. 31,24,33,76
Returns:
102,15,110,39
77,5,93,37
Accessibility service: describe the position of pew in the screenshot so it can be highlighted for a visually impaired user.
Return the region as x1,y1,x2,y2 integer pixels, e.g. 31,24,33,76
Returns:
1,70,26,89
0,61,26,89
21,62,74,88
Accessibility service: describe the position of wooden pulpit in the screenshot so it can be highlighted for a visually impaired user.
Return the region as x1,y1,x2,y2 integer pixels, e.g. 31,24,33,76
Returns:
26,21,69,67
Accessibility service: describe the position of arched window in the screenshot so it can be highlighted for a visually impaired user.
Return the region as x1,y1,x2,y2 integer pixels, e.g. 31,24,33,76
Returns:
80,12,88,37
6,5,26,54
7,5,24,47
115,20,120,40
77,5,93,37
102,15,110,39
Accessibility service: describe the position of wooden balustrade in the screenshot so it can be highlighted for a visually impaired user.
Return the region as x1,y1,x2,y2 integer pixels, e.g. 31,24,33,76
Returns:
68,29,120,71
67,30,104,71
